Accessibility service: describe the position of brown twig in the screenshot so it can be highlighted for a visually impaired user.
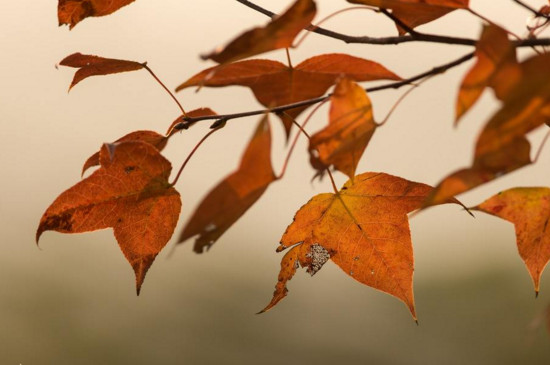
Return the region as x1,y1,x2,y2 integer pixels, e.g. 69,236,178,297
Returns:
293,6,376,48
512,0,550,19
235,0,550,47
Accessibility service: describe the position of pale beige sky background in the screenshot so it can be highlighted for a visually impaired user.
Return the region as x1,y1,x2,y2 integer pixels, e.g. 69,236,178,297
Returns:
1,0,550,364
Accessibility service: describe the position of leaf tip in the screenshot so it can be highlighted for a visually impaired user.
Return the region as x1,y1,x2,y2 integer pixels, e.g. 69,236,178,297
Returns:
276,244,287,253
35,228,43,245
259,292,286,314
135,271,145,297
409,305,418,322
131,256,156,297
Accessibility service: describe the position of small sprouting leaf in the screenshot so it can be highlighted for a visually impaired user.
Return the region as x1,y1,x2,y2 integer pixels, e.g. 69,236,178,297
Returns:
261,172,461,319
59,53,144,90
202,0,316,64
58,0,136,29
348,0,469,34
81,130,168,176
472,188,550,295
37,141,181,294
309,78,376,180
177,54,401,136
178,115,276,253
456,24,519,123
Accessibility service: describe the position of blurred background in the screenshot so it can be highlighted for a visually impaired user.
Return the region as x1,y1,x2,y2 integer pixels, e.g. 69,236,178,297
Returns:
2,0,550,363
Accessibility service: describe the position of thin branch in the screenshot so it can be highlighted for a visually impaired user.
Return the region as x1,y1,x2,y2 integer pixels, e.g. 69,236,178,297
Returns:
468,8,527,47
236,0,550,47
293,6,376,48
235,0,550,47
236,0,274,18
278,106,339,194
285,48,293,69
325,32,475,46
277,101,328,180
237,0,474,46
142,64,187,117
170,127,221,186
533,128,550,163
376,81,420,127
174,51,475,130
512,0,550,18
326,166,340,194
288,115,311,139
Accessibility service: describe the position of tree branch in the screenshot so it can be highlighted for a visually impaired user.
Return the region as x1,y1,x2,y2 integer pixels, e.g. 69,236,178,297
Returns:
236,0,475,46
174,52,475,130
235,0,550,47
512,0,550,19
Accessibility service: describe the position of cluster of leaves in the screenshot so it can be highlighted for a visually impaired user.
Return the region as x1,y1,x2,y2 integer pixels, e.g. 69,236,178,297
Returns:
40,0,550,321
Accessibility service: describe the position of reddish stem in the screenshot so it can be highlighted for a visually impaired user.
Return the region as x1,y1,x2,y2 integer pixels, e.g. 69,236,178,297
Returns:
325,168,339,194
142,64,187,117
170,127,220,186
376,75,430,127
533,128,550,163
278,102,340,195
277,99,329,180
285,48,293,69
293,6,375,48
467,8,527,48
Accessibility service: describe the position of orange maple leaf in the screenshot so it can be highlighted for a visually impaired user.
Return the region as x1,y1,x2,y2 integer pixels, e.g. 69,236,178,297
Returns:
426,53,550,207
81,131,168,176
37,141,181,294
59,53,144,91
309,78,376,180
348,0,469,35
261,172,461,319
58,0,136,29
472,188,550,295
81,108,218,175
202,0,316,64
176,54,401,136
178,116,276,253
